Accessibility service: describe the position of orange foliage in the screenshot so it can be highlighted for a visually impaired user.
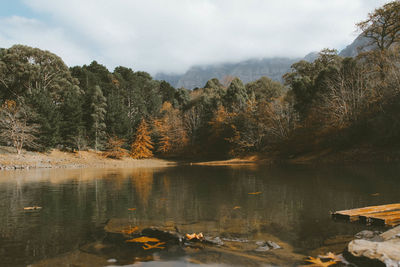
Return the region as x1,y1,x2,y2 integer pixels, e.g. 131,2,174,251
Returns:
303,257,336,267
131,119,153,159
154,102,188,155
121,226,139,235
103,136,128,159
126,236,160,243
142,242,166,250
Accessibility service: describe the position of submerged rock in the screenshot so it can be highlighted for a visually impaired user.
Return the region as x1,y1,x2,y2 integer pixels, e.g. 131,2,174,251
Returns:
254,240,282,252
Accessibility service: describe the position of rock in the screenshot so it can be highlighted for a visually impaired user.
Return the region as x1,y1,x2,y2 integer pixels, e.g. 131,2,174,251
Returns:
254,240,281,252
266,241,281,250
255,245,270,252
348,239,400,266
107,258,117,263
204,236,224,246
355,230,383,241
347,227,400,266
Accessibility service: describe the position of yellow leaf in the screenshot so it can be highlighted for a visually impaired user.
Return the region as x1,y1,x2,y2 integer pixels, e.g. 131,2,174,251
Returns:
121,226,139,235
186,233,204,240
248,192,262,195
142,242,166,250
126,236,160,243
304,256,336,267
233,206,241,210
23,206,42,210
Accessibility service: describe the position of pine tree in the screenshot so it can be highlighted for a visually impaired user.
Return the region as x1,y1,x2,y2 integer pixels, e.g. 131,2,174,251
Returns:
130,119,153,159
90,85,107,151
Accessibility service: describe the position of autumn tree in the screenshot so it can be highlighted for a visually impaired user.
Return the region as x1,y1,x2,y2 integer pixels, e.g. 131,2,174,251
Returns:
0,100,38,154
207,105,235,158
357,1,400,80
154,102,187,155
103,136,128,159
357,1,400,52
131,119,153,159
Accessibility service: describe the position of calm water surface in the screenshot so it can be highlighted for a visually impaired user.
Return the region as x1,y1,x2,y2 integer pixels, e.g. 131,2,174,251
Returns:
0,164,399,266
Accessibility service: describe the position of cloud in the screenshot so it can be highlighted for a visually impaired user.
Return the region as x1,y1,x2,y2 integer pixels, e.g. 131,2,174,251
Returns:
0,0,391,74
0,16,92,66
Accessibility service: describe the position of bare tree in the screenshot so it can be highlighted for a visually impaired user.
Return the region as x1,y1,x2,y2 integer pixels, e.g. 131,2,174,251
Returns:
0,100,38,154
320,62,370,128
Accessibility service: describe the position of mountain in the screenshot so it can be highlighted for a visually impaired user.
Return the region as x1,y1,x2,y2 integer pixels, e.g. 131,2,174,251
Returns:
155,34,372,89
339,35,374,57
155,57,301,89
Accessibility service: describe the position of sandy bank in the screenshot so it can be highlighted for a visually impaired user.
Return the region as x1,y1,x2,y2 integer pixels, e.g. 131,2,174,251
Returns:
192,156,264,166
0,147,175,171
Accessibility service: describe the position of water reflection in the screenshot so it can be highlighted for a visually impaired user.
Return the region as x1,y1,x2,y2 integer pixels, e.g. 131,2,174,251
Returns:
0,164,399,266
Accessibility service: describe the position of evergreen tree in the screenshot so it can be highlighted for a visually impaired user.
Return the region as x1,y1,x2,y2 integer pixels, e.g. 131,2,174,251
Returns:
60,89,84,149
27,90,61,151
224,78,248,111
131,119,153,159
90,85,107,151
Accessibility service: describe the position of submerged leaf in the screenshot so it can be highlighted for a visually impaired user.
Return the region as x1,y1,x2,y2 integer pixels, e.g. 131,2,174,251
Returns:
128,208,137,211
121,226,139,235
23,206,42,210
303,256,336,267
126,236,160,243
248,192,262,195
233,206,241,210
142,242,166,250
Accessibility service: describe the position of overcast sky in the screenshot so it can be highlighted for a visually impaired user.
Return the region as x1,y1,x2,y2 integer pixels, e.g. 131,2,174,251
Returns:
0,0,391,74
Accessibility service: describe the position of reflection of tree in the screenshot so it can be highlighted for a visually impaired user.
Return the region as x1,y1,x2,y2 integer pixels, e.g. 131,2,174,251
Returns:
130,168,154,207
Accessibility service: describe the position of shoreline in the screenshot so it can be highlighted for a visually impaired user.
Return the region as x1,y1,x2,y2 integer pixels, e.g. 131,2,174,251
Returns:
1,145,400,171
0,147,175,171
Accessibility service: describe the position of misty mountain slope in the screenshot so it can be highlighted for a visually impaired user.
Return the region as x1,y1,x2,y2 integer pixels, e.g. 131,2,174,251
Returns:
155,57,300,89
155,34,374,90
339,35,375,57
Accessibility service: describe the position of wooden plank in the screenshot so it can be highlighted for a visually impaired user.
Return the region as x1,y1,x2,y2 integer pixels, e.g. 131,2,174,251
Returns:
359,210,400,224
332,203,400,221
364,212,400,226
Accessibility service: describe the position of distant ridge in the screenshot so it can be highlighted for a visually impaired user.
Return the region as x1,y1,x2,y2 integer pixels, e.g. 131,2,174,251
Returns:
155,57,300,89
155,34,372,89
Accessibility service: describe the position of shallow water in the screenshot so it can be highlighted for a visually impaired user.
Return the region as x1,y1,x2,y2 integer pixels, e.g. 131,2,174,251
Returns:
0,164,399,266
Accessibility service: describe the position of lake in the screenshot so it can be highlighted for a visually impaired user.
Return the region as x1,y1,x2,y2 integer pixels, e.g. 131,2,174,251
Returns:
0,164,399,266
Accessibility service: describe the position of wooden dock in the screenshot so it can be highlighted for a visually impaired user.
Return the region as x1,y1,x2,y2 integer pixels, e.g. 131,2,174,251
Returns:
332,203,400,227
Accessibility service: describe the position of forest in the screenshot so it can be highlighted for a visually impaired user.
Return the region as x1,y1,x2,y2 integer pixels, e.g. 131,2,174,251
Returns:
0,1,400,161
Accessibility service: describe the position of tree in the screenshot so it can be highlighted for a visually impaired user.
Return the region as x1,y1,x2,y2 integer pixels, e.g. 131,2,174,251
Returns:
154,102,187,155
0,44,79,101
357,1,400,80
357,1,400,52
224,78,248,111
131,119,153,159
103,136,128,159
90,85,107,151
60,88,84,149
245,76,283,102
283,49,342,120
0,100,38,154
